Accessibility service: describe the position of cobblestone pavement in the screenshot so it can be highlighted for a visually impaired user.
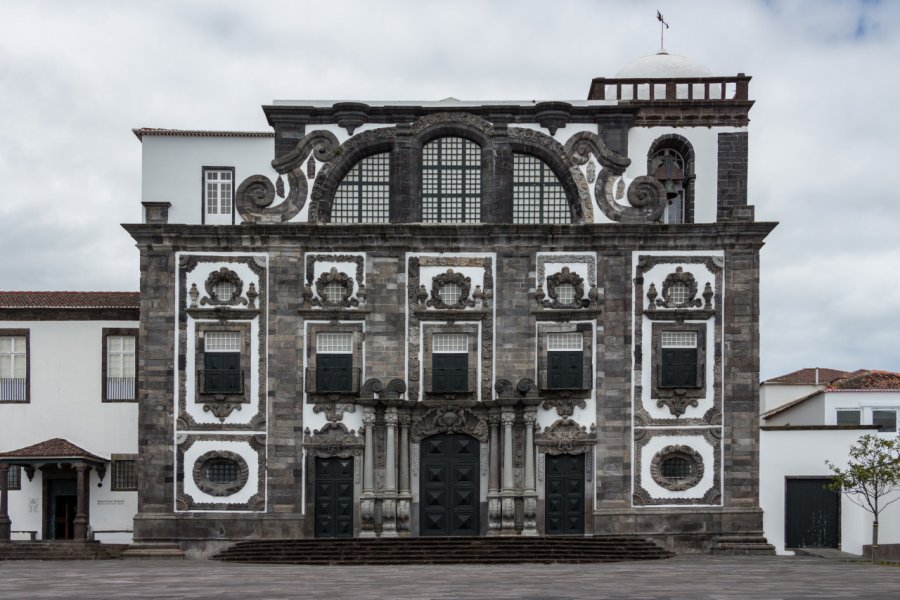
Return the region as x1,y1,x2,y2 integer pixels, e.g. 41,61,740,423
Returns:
1,556,898,599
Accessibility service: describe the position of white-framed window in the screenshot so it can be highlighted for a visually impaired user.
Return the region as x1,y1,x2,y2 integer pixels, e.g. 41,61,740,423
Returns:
547,332,583,351
873,409,898,433
432,334,468,353
316,332,353,354
0,334,27,402
834,407,898,432
204,168,234,221
205,331,241,352
105,332,136,401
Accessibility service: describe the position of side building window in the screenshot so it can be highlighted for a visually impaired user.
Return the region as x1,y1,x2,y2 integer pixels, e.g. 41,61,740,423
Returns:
202,331,243,394
110,454,138,491
203,167,234,224
103,329,137,402
0,330,28,402
431,334,469,393
512,154,571,224
332,153,390,223
7,465,22,490
422,137,481,223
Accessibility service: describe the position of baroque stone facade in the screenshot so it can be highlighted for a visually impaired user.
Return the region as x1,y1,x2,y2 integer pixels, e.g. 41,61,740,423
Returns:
127,61,774,553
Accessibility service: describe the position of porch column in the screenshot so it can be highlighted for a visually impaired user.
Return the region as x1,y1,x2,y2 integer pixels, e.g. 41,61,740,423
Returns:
487,412,501,534
500,409,516,534
73,464,89,540
522,410,538,535
381,408,398,537
397,413,411,534
360,408,376,537
0,463,10,542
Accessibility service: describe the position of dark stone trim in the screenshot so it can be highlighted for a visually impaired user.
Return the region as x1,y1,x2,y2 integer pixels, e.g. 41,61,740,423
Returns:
649,444,705,491
0,308,139,321
192,450,249,497
649,321,707,417
0,328,29,404
101,328,139,403
716,132,749,222
200,166,236,225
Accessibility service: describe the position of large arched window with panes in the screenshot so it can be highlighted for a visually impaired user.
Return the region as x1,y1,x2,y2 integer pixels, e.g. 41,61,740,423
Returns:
331,152,390,223
512,154,571,224
422,137,481,223
650,148,687,224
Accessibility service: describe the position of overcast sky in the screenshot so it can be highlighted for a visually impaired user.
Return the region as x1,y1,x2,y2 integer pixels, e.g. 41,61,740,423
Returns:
0,0,897,379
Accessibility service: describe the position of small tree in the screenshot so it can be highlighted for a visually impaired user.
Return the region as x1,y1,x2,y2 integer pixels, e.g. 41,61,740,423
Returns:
826,433,900,563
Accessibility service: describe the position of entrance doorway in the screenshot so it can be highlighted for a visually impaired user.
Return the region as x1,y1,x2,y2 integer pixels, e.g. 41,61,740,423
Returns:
47,478,77,540
420,434,480,536
785,477,840,548
544,453,585,535
314,457,354,538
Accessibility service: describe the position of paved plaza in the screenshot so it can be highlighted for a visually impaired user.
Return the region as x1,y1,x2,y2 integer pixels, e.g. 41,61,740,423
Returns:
1,556,899,599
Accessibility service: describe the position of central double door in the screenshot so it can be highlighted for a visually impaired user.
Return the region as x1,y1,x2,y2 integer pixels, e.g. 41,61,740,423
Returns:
420,434,480,536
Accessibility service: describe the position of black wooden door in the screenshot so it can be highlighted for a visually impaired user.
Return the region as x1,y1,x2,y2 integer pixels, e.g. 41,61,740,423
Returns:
785,478,840,548
315,457,354,538
47,478,77,540
547,351,584,389
420,434,480,536
545,453,585,535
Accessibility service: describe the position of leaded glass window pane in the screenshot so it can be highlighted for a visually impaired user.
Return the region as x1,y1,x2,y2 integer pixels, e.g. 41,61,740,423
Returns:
208,460,239,484
422,138,481,223
323,282,345,304
556,283,576,305
332,153,390,223
668,282,690,305
205,331,241,352
316,332,353,354
513,154,571,224
438,283,461,305
661,456,692,479
433,334,468,353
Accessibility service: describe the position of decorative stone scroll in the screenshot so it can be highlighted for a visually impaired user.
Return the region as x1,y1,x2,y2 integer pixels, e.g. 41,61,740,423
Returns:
535,418,596,455
236,130,340,223
410,407,489,443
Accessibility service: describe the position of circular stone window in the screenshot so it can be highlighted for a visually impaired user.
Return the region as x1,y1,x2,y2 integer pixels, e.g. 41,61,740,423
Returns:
650,445,704,491
438,282,462,305
193,451,249,497
555,283,577,306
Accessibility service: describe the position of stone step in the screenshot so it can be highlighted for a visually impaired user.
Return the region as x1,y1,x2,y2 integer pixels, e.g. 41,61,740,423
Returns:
0,541,128,561
710,535,776,556
213,536,674,565
121,543,185,559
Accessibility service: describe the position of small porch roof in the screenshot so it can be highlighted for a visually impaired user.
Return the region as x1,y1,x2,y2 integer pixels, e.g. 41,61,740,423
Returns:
0,438,109,467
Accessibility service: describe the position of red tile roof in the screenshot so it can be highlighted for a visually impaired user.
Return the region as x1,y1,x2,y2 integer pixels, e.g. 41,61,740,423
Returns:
133,127,274,141
0,438,107,462
827,370,900,391
763,367,851,385
0,291,139,309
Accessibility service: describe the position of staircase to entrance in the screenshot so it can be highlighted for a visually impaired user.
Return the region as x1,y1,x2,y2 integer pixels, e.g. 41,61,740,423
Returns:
213,536,674,565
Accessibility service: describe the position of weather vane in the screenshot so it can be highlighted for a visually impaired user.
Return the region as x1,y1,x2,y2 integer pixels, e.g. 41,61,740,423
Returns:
657,10,669,52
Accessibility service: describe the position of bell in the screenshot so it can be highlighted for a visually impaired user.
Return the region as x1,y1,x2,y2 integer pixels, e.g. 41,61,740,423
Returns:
664,179,678,199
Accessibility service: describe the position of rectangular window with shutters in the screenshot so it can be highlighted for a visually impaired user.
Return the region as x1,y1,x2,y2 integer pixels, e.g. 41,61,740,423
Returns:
432,334,469,393
0,330,29,403
659,331,700,388
546,332,585,390
202,331,243,394
315,332,354,393
103,329,138,402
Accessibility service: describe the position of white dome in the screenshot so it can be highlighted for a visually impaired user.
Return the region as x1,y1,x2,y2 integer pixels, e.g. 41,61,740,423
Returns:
616,51,712,79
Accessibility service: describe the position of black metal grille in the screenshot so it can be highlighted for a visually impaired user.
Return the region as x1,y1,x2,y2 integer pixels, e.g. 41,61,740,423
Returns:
332,153,390,223
512,154,571,224
661,456,692,480
208,460,239,484
422,137,481,223
112,459,137,490
7,466,21,490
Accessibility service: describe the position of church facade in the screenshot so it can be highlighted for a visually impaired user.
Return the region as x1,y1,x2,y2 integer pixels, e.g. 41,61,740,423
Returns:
128,54,774,552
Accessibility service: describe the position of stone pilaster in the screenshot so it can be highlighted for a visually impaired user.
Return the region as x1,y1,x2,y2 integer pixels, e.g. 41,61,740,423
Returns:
500,409,516,534
360,409,376,537
381,408,399,537
397,413,411,534
74,464,89,540
487,412,501,534
522,410,538,535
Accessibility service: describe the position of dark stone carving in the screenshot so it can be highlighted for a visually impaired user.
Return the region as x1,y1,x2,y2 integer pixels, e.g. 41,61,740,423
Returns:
201,268,246,307
543,267,587,309
313,267,358,308
516,378,538,395
633,429,721,505
535,418,596,455
656,267,702,309
650,445,705,492
192,450,250,497
534,102,571,136
333,102,369,135
410,407,489,443
564,131,630,171
410,111,494,137
383,379,407,399
202,402,242,421
657,393,699,418
494,379,513,396
236,130,340,223
313,402,356,422
305,254,365,289
535,254,596,288
306,155,316,179
360,378,383,398
303,422,363,458
542,397,587,418
427,269,475,309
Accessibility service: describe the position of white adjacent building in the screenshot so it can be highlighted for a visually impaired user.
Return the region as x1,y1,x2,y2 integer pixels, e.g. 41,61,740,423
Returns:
0,292,139,543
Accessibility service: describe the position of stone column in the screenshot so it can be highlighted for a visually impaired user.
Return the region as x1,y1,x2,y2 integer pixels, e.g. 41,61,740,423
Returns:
360,409,376,537
381,408,399,537
397,413,411,534
522,410,538,535
74,464,89,540
500,409,516,534
487,412,501,534
0,463,10,542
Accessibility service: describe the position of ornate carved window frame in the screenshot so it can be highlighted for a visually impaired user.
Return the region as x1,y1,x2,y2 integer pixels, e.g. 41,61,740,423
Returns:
421,322,479,399
649,445,705,492
305,322,364,401
542,267,587,309
427,269,475,310
536,322,593,398
313,267,358,308
651,267,703,310
201,267,247,307
192,450,250,497
650,322,707,417
304,253,365,310
194,322,252,416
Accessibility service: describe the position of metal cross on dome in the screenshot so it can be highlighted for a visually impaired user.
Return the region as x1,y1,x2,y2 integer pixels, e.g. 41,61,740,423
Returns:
657,10,670,52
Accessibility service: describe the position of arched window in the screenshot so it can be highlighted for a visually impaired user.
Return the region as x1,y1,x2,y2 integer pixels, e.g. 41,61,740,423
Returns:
512,154,571,224
331,153,390,223
650,148,686,224
422,137,481,223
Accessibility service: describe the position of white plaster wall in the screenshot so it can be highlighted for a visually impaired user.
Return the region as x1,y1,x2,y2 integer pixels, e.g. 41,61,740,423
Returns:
141,136,274,225
760,383,823,414
627,127,746,223
824,391,900,432
0,319,139,540
760,428,900,555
